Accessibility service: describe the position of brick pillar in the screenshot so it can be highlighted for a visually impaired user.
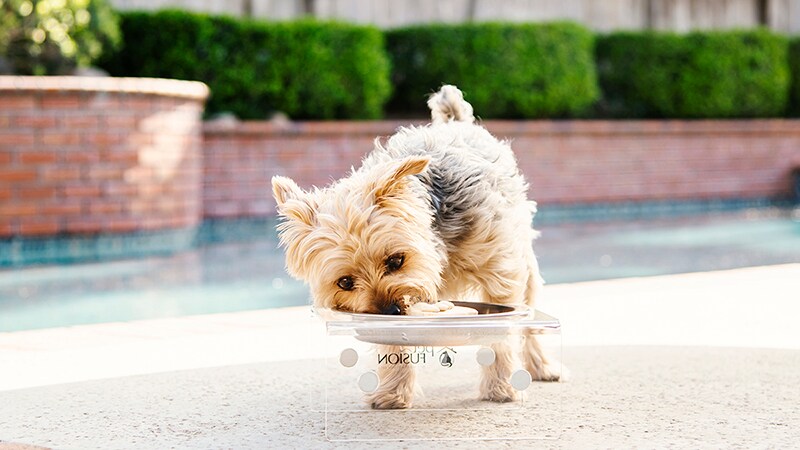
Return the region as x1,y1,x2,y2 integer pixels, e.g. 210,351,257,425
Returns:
0,76,209,237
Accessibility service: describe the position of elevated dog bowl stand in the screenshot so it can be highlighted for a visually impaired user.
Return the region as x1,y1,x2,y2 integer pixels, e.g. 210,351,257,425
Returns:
310,307,563,441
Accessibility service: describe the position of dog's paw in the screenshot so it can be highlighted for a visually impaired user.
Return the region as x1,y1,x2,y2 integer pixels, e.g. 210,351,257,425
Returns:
528,362,568,382
367,391,413,409
480,380,518,403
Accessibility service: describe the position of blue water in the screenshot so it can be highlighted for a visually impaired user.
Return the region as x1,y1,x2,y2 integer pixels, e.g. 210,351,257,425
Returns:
1,208,799,332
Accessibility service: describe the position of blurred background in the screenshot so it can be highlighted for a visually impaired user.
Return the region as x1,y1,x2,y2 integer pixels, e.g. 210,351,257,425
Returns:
3,4,800,448
1,0,799,332
110,0,800,32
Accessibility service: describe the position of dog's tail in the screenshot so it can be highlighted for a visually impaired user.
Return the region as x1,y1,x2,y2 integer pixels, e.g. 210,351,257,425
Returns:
427,85,475,124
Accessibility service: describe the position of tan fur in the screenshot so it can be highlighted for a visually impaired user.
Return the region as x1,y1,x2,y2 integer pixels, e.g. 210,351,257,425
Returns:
366,345,417,409
272,85,560,409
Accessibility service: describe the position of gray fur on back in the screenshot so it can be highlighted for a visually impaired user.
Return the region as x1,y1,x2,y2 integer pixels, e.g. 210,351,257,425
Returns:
361,121,534,247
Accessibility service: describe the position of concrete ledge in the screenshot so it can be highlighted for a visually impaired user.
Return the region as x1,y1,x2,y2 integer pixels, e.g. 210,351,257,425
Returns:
1,264,797,392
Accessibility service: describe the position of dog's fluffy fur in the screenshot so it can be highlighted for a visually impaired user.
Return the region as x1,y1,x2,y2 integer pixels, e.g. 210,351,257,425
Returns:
273,85,560,409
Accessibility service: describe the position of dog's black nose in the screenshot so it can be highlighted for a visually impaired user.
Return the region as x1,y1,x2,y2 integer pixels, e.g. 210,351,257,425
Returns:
381,303,402,315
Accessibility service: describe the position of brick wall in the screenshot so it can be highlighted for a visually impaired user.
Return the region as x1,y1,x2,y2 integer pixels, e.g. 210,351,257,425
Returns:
203,121,387,217
0,77,208,237
4,87,799,239
203,120,800,218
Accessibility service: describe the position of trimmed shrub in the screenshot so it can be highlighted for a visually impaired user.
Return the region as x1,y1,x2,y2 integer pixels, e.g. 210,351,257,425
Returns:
386,22,599,119
0,0,120,75
99,11,391,120
789,37,800,117
596,30,790,118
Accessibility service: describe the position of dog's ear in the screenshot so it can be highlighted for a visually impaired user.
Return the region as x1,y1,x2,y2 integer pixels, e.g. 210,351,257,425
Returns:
272,175,304,205
373,156,430,204
272,176,316,226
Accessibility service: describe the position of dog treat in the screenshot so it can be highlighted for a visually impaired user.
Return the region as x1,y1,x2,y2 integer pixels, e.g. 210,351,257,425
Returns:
407,301,478,316
436,300,454,311
412,302,439,313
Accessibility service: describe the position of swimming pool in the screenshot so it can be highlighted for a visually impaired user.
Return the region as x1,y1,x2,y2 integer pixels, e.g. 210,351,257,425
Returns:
1,208,799,332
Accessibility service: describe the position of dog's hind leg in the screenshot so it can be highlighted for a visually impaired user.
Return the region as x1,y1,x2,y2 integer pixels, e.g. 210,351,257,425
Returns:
366,344,417,409
475,267,525,402
522,330,562,381
521,251,563,382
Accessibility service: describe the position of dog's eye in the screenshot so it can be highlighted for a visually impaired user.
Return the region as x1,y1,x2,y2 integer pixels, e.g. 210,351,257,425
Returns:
385,253,405,273
337,276,355,291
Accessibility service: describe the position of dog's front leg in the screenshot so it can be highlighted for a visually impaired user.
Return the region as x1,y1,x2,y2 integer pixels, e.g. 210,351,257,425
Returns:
479,340,518,402
366,344,416,409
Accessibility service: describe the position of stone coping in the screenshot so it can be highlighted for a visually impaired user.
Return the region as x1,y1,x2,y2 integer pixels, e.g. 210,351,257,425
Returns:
0,76,209,100
203,118,800,136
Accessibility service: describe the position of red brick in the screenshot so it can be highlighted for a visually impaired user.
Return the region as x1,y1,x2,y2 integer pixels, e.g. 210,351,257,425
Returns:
138,183,164,197
62,116,99,128
62,185,101,197
40,95,84,109
41,133,81,145
0,133,36,146
0,203,37,216
88,202,123,214
129,200,152,214
18,221,60,235
15,116,58,128
0,95,36,109
64,220,100,234
88,166,124,181
141,217,166,229
62,149,99,163
0,222,14,236
125,97,154,110
42,167,81,182
101,149,138,164
40,203,81,215
19,151,57,164
84,133,124,145
104,116,139,129
106,219,139,232
17,186,56,200
0,152,12,164
87,95,123,109
0,168,37,182
104,183,138,197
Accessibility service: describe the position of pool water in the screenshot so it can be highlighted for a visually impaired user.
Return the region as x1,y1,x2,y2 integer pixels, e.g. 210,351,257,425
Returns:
1,208,799,332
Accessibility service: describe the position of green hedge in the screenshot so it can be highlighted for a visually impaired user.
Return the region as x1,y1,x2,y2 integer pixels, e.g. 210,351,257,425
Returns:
99,13,799,120
386,22,599,119
98,10,391,119
596,30,790,118
789,37,800,116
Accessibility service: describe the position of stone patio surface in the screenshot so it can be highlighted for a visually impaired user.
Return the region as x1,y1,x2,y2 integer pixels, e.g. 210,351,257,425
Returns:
1,264,799,449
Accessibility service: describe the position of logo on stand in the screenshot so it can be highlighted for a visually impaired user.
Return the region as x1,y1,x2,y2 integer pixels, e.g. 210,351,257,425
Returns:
377,346,457,367
437,347,456,367
439,350,453,367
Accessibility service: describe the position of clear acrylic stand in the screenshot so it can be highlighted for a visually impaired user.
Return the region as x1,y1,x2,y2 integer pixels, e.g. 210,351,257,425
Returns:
310,304,563,441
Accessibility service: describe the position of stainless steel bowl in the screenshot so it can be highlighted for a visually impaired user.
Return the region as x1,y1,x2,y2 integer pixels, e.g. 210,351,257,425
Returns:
317,301,534,346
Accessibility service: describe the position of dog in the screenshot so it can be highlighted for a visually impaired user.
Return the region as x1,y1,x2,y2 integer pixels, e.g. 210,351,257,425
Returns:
272,85,561,409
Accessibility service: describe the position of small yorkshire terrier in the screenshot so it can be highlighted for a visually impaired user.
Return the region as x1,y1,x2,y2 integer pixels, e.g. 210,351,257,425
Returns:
273,85,561,409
